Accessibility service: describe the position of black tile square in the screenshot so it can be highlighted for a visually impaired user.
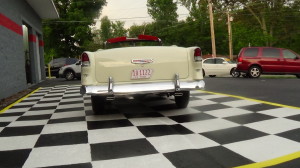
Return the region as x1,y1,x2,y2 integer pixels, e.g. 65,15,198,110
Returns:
35,131,88,147
277,128,300,143
265,157,300,168
209,97,240,103
164,146,253,168
55,107,84,113
44,163,92,168
0,149,31,167
137,124,193,137
30,106,58,111
37,99,60,104
87,119,133,130
124,112,164,118
192,104,230,112
10,104,33,109
48,117,85,124
61,95,83,99
201,126,268,144
91,138,158,161
286,114,300,122
169,113,216,123
17,114,52,121
21,99,40,102
59,101,84,105
0,126,44,137
224,113,275,125
0,112,24,117
44,95,63,98
240,104,279,112
0,122,10,127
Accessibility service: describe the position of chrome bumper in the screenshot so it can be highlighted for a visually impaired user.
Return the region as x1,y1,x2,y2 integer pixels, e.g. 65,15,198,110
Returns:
80,77,205,96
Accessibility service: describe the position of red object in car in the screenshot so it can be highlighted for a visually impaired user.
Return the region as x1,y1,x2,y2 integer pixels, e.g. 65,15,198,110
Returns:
235,47,300,78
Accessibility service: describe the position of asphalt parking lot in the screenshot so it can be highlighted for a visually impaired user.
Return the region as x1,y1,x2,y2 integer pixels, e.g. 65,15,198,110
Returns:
0,78,299,168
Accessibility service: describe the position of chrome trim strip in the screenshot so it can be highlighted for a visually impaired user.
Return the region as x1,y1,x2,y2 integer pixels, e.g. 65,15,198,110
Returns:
81,80,205,95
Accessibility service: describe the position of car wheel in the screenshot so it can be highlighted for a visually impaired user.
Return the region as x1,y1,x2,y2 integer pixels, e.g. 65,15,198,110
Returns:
209,75,216,77
175,91,190,108
248,66,261,78
296,74,300,78
230,68,240,78
91,96,106,115
65,70,75,80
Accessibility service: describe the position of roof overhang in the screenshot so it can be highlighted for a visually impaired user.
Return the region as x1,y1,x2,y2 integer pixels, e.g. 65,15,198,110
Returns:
26,0,59,19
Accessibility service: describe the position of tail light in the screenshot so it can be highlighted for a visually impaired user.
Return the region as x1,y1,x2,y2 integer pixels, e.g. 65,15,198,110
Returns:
81,52,90,66
194,48,202,62
237,56,243,63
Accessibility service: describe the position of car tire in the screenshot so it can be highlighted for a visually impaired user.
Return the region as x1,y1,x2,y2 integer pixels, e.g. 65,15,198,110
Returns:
65,70,75,80
175,91,190,108
91,96,106,115
209,75,216,77
231,68,240,78
296,74,300,78
248,66,261,78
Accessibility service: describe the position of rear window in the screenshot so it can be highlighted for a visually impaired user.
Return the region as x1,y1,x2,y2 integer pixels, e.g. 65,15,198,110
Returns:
243,48,258,57
262,48,280,58
203,59,215,64
66,58,78,64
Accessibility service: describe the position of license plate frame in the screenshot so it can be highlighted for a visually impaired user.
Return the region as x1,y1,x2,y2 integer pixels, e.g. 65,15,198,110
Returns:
131,69,153,79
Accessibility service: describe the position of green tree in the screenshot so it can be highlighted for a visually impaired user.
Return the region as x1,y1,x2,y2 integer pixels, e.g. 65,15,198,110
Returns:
99,16,112,43
111,21,128,37
43,0,106,62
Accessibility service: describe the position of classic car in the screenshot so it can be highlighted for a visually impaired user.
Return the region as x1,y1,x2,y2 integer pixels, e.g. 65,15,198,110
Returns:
80,35,205,114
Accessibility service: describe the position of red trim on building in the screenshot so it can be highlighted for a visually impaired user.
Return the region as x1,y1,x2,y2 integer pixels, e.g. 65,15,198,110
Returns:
39,40,44,47
0,13,23,35
29,34,37,42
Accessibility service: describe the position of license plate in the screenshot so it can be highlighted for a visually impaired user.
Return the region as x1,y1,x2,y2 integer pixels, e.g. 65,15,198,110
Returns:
131,69,153,79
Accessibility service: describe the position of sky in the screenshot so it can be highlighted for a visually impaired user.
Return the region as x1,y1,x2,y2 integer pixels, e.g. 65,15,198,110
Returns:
95,0,189,29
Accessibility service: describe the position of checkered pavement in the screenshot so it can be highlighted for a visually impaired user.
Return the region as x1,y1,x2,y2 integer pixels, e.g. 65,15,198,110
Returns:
0,85,300,168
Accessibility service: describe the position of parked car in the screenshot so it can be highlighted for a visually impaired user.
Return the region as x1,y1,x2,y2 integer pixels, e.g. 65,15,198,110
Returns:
236,47,300,78
202,57,240,77
80,35,205,114
46,57,78,78
59,60,81,80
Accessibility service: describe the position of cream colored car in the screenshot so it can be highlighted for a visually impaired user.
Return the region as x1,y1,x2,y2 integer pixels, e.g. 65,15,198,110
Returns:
202,57,240,77
80,35,205,114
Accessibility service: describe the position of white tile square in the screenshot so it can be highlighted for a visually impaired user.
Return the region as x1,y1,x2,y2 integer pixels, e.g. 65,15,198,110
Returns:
5,108,31,113
88,126,145,144
204,108,253,118
245,118,300,134
39,97,61,102
56,103,84,109
15,101,36,106
222,100,260,108
197,94,227,100
62,93,81,97
23,144,91,168
0,135,39,151
181,118,239,133
60,97,83,103
51,111,85,119
23,109,55,116
8,120,48,127
24,96,44,101
92,154,175,168
32,102,59,107
41,121,87,134
86,114,126,121
225,135,300,162
129,117,177,126
258,108,300,118
148,134,219,153
0,116,19,122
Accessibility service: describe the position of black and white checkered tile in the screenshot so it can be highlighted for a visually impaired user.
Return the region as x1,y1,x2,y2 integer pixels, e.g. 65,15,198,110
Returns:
0,85,300,168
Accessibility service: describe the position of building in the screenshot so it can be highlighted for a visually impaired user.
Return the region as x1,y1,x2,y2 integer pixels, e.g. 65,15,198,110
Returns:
0,0,59,100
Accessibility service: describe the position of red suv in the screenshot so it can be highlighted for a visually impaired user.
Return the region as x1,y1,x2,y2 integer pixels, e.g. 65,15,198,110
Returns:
236,47,300,78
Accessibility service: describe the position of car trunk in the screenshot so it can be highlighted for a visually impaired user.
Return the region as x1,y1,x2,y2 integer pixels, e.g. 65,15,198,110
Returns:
94,46,189,83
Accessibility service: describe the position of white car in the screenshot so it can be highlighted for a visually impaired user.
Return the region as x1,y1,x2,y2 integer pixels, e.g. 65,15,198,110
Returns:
202,57,240,77
80,35,205,114
58,60,81,80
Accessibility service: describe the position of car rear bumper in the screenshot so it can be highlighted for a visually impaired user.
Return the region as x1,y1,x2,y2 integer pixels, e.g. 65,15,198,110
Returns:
80,80,205,96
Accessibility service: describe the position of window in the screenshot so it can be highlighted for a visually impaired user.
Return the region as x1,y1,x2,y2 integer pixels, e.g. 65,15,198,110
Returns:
203,59,215,64
215,58,224,64
262,48,280,58
283,49,298,59
244,48,258,57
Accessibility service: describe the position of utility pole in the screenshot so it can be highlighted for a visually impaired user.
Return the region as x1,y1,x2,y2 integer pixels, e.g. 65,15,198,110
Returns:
208,0,216,58
227,10,233,60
